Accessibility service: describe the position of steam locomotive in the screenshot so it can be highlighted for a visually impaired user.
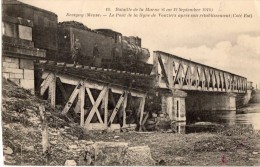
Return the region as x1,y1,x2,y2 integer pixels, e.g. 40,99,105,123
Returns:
58,21,153,74
3,0,153,74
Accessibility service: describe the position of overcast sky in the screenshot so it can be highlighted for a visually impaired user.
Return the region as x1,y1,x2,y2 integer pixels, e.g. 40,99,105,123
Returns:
20,0,260,86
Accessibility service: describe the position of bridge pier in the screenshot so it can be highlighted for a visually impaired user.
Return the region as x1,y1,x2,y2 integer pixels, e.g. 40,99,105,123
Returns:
186,92,237,111
161,90,187,122
172,90,187,121
161,90,239,123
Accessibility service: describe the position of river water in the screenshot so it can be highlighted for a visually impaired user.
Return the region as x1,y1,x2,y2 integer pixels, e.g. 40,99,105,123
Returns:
183,103,260,133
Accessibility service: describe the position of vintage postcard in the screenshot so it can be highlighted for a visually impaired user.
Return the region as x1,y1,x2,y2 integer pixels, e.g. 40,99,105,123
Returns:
1,0,260,166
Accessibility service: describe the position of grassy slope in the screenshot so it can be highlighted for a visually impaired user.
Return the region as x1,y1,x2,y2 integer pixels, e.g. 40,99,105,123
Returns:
2,79,260,165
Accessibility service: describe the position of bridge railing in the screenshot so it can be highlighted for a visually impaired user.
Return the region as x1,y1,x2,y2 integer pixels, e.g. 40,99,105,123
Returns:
152,51,247,93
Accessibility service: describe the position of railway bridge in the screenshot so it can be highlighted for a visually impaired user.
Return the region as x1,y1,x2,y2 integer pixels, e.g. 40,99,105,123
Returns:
2,0,253,132
34,51,253,131
152,51,253,122
3,33,253,131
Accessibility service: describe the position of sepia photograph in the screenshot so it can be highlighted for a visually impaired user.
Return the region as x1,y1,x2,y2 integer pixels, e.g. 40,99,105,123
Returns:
1,0,260,166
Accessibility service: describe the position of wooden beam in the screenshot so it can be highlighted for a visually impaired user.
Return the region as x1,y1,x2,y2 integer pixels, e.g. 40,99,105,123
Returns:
142,112,149,125
80,81,85,127
85,80,104,91
57,73,145,98
103,90,108,126
74,98,81,113
48,74,56,106
108,91,128,126
57,77,78,115
56,73,79,86
84,86,108,128
110,87,124,94
41,71,50,79
139,112,149,131
40,73,54,96
86,87,104,124
62,81,81,114
138,95,146,131
122,94,128,127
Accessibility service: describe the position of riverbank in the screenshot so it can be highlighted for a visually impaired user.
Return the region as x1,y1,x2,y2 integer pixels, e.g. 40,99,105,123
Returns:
2,79,260,166
83,126,260,166
237,102,260,113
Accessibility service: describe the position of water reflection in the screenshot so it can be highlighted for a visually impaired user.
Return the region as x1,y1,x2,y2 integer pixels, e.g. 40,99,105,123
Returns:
187,110,237,125
183,103,260,133
236,112,260,130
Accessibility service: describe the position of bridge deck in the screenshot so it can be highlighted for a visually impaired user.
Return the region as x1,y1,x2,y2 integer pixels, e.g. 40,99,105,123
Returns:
36,61,156,92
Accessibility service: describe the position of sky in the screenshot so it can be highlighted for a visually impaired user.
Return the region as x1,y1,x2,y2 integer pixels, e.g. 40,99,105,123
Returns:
20,0,260,86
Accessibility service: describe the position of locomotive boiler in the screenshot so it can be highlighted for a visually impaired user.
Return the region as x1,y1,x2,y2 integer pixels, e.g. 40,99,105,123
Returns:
58,21,153,74
122,36,150,62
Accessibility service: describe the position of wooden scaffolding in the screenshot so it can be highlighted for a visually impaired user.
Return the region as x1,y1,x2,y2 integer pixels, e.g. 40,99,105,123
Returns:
39,70,149,131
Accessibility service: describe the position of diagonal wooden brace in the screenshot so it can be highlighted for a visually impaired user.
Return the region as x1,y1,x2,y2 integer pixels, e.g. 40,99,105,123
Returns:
86,87,104,124
108,91,128,126
85,86,108,127
40,73,55,96
142,112,149,125
62,81,82,115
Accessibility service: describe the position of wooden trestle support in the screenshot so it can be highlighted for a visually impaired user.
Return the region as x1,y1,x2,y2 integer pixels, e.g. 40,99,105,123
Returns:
40,71,147,131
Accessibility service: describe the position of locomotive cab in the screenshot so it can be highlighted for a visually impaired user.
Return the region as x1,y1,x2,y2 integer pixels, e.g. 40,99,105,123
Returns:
95,29,123,68
95,29,122,44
